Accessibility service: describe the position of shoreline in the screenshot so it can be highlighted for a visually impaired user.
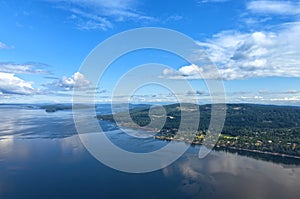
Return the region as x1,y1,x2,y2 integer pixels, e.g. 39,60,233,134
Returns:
216,146,300,160
153,135,300,160
99,121,300,160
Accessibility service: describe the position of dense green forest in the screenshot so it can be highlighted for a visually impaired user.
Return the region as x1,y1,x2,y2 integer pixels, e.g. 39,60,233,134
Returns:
97,103,300,157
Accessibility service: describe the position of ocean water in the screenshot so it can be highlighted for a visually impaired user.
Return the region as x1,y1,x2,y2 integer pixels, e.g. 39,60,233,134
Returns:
0,105,299,199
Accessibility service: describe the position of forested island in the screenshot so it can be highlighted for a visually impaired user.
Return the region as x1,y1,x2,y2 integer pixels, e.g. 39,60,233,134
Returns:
97,103,300,158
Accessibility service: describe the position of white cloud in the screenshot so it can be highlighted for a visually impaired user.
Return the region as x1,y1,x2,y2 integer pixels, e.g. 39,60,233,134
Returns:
0,62,49,96
247,1,300,15
179,64,203,76
0,62,50,74
0,72,36,95
162,64,206,79
46,72,90,91
60,72,90,89
67,8,112,30
49,0,155,30
162,64,226,80
163,22,300,80
0,42,13,49
269,96,300,102
225,90,300,105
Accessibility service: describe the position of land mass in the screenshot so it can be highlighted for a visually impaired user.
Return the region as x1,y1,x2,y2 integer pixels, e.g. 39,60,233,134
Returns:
97,103,300,159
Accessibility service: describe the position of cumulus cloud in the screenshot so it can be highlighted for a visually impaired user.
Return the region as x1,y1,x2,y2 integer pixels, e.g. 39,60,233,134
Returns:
247,1,300,15
0,62,50,74
162,64,206,79
162,64,229,80
0,72,36,95
46,72,90,91
163,22,300,80
0,62,49,95
179,64,204,76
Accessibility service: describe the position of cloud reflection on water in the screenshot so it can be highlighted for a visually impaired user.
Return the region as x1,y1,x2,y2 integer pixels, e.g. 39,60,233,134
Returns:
163,150,300,198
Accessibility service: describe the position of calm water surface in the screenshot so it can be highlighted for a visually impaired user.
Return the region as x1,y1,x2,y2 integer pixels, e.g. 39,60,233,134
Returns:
0,105,299,199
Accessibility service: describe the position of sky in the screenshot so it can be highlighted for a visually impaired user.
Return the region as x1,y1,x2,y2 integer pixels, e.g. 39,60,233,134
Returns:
0,0,300,105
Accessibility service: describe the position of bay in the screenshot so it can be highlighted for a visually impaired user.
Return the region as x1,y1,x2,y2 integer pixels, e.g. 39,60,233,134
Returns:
0,105,299,199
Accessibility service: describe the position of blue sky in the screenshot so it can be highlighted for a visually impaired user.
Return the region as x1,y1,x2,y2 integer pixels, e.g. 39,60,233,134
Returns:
0,0,300,104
